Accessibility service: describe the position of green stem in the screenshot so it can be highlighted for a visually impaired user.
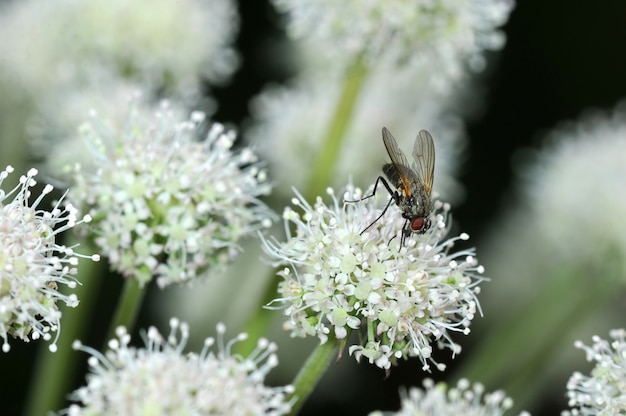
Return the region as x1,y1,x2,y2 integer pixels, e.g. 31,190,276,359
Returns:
25,239,103,416
288,338,340,416
105,277,147,342
504,279,611,411
0,93,33,188
505,258,622,412
235,294,275,356
453,263,618,413
305,58,369,201
237,59,369,355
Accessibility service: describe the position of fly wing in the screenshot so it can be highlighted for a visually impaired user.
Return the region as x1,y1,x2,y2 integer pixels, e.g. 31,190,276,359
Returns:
412,130,435,195
382,127,416,194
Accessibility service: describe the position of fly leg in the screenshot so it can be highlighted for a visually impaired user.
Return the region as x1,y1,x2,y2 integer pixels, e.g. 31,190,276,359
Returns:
345,176,398,236
344,176,400,242
344,176,396,203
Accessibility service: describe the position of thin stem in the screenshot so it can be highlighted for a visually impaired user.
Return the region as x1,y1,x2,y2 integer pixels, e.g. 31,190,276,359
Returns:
452,262,618,413
25,239,103,416
237,58,369,355
287,338,340,416
105,277,147,343
305,58,369,201
505,259,621,411
235,297,275,356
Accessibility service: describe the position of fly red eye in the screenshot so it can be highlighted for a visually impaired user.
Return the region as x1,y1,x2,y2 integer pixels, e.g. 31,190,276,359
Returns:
410,217,425,232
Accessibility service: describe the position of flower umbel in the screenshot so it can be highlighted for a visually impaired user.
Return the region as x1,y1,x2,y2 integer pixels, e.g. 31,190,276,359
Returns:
563,329,626,415
66,100,274,287
263,185,485,371
0,0,239,98
369,378,522,416
272,0,514,78
0,166,97,352
63,318,294,416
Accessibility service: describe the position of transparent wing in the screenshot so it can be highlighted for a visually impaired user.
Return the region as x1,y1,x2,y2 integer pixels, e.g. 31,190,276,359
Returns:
412,130,435,194
381,127,413,193
382,127,411,171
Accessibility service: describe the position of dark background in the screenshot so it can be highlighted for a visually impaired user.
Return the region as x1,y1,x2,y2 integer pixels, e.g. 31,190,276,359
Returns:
2,1,626,415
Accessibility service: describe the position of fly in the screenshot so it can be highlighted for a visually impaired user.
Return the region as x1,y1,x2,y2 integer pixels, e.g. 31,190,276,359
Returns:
349,127,435,247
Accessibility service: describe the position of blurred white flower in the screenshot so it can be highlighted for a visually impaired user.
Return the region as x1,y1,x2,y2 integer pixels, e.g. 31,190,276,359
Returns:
64,99,274,287
0,166,98,352
370,378,525,416
262,184,485,371
479,104,626,316
63,319,294,416
247,67,467,202
271,0,513,81
0,0,239,98
521,105,626,268
563,329,626,416
35,80,148,168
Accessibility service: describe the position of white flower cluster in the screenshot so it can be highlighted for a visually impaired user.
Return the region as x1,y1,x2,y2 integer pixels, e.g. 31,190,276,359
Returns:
370,378,525,416
66,101,274,287
271,0,514,79
263,185,485,371
0,0,239,97
63,319,294,416
563,329,626,416
0,166,97,352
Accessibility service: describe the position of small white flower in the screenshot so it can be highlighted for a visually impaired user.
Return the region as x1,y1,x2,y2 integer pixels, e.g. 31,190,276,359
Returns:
0,166,98,353
262,184,485,371
65,99,274,287
563,329,626,416
271,0,513,79
62,318,294,416
369,378,525,416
